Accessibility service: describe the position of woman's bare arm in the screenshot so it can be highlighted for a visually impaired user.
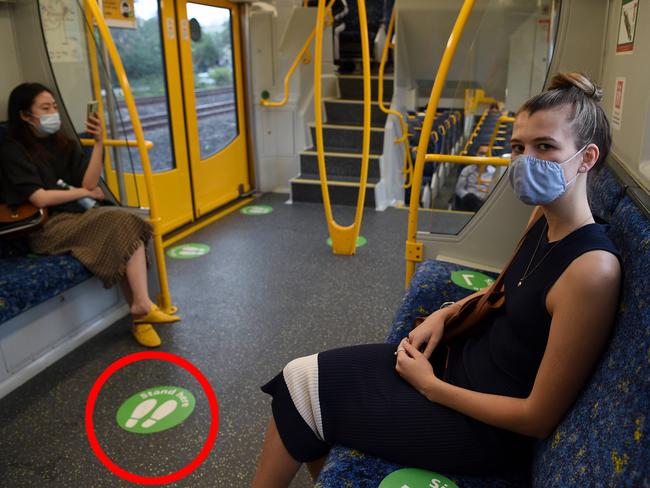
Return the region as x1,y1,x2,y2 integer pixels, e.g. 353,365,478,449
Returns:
81,114,104,190
400,249,621,438
29,187,97,208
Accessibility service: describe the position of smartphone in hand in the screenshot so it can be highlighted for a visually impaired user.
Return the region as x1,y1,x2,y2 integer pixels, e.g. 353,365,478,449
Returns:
86,100,99,119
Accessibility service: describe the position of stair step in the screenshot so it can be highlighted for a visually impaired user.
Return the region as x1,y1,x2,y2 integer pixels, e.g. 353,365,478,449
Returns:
309,123,385,153
290,175,377,207
300,148,381,179
324,98,387,126
337,74,393,101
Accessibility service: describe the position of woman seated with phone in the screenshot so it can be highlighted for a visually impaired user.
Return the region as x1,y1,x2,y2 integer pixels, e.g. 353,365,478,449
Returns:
0,82,179,347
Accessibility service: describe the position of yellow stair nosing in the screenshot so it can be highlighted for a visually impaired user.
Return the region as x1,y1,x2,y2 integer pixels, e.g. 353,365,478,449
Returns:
308,122,385,132
302,150,381,158
337,74,394,80
323,97,380,105
291,177,377,188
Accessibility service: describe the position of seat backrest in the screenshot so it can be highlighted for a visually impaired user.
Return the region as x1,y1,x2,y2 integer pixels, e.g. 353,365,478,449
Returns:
532,174,650,486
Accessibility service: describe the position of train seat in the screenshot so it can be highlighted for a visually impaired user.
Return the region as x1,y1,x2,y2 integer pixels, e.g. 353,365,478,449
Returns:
0,246,92,325
316,164,650,487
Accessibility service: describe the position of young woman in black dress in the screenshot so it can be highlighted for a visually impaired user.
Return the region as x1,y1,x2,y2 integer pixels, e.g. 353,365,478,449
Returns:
1,83,179,347
252,72,622,486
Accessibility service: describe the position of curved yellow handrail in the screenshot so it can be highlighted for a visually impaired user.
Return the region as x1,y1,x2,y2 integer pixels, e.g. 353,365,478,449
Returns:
314,0,371,255
377,7,413,188
261,0,336,108
487,115,515,157
83,0,175,313
405,0,476,287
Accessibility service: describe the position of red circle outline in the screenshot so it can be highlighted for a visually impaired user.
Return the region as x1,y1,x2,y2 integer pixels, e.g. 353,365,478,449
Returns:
85,351,219,485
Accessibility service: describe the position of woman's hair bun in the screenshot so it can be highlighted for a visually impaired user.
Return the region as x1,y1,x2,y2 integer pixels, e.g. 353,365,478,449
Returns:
547,72,603,102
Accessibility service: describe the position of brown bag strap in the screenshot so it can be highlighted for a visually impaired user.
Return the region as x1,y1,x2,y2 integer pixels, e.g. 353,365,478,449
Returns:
473,207,544,308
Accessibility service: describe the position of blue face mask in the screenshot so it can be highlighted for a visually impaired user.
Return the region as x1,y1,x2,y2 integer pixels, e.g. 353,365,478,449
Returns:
508,145,587,205
28,112,61,136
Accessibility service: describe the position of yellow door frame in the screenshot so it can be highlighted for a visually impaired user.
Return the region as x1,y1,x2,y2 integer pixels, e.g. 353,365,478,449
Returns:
176,0,251,218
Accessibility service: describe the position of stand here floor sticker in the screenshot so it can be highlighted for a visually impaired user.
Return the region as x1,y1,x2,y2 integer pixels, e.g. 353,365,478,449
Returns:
116,386,196,434
379,468,459,488
167,243,210,259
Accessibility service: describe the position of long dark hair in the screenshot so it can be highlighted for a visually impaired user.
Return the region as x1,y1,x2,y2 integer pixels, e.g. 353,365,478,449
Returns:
7,82,71,160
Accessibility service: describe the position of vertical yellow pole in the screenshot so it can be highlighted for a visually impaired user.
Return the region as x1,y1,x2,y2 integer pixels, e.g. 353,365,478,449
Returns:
313,0,371,255
405,0,476,287
83,0,175,313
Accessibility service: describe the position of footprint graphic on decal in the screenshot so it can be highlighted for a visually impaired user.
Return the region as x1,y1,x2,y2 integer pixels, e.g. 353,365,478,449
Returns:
141,399,179,428
125,398,158,428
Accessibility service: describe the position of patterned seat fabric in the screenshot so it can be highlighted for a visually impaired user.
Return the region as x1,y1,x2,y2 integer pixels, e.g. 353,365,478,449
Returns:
532,195,650,487
317,170,650,487
0,252,92,324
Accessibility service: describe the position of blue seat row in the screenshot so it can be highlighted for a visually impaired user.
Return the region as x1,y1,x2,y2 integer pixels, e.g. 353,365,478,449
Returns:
316,163,650,487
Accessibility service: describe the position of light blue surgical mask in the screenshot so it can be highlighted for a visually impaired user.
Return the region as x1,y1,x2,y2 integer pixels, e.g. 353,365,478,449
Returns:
508,145,587,205
29,112,61,135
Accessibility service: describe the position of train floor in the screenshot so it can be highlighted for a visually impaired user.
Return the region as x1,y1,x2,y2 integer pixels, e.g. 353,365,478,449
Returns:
0,193,412,488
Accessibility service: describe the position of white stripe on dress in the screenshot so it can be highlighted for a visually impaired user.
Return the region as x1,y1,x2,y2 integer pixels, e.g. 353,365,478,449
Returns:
282,353,324,441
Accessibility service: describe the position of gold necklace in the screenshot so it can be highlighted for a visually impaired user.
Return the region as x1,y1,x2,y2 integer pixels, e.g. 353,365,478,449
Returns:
517,215,593,287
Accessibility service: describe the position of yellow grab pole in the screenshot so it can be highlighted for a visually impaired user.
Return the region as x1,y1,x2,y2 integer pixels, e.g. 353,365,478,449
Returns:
424,154,510,166
262,0,336,108
405,0,476,287
80,138,154,150
314,0,371,255
83,0,175,313
377,7,413,188
83,16,115,191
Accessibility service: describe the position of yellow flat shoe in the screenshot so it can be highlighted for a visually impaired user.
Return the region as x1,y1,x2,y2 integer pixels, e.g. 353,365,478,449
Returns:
132,324,161,348
133,304,181,325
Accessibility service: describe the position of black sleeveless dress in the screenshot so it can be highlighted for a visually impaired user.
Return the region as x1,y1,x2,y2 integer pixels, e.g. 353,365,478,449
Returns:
261,217,620,475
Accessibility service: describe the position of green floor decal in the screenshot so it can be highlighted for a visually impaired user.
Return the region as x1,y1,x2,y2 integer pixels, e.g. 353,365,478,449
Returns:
379,468,458,488
240,205,273,215
167,243,210,259
326,236,367,248
116,386,196,434
450,269,495,291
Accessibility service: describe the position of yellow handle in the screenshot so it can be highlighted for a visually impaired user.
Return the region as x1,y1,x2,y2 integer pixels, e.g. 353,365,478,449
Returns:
377,8,413,188
405,0,476,287
80,138,154,150
313,0,371,255
83,0,175,313
262,0,336,108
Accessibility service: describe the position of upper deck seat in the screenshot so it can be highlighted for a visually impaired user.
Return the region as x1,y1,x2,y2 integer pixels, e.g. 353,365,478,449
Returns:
316,164,650,487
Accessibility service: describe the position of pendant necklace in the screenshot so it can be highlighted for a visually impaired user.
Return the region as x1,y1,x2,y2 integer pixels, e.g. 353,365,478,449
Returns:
517,215,593,287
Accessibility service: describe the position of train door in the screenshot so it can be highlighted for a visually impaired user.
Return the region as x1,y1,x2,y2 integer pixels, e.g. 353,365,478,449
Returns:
104,0,250,232
177,0,251,217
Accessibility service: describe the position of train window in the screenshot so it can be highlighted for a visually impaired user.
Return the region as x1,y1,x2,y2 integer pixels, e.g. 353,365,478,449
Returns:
185,2,238,160
107,0,176,173
402,0,560,235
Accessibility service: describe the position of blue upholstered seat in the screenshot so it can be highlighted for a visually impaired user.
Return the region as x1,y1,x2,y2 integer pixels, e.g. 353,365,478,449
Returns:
0,249,92,324
317,165,649,487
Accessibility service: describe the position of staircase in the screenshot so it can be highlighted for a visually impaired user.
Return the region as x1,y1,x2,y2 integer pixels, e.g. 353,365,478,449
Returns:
291,1,389,208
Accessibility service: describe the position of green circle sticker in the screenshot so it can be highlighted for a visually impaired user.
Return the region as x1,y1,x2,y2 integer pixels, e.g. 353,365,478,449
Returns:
326,236,367,248
116,386,196,434
379,468,459,488
240,205,273,215
166,243,210,259
451,270,495,291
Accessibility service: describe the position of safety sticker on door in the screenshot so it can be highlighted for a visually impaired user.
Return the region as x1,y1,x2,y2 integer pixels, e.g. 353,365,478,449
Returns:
116,386,196,434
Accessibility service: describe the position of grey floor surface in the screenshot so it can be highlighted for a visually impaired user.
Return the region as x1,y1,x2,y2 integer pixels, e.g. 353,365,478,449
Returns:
0,193,415,488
